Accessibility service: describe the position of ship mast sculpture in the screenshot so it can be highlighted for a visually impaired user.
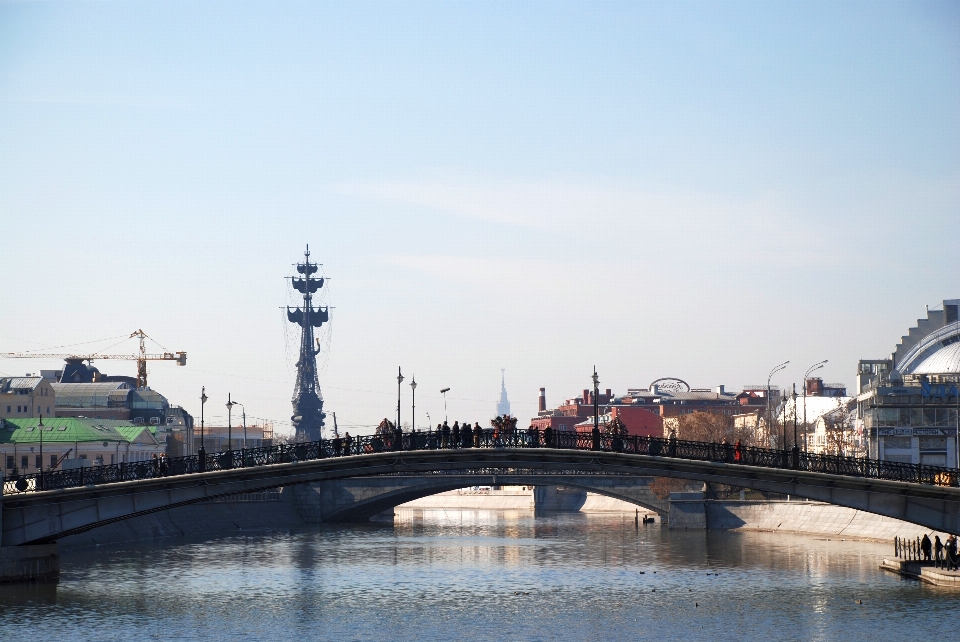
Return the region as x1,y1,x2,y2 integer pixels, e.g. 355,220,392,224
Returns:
287,245,329,441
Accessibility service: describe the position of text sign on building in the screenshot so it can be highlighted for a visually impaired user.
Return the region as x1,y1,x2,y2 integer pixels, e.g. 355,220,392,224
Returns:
878,428,958,436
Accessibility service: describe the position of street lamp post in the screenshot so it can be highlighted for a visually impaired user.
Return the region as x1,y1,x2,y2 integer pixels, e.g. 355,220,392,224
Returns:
592,367,600,443
38,414,45,489
233,402,246,460
410,377,417,433
767,361,789,449
803,360,828,452
792,384,799,467
226,393,237,453
397,368,404,431
440,388,450,423
199,387,208,473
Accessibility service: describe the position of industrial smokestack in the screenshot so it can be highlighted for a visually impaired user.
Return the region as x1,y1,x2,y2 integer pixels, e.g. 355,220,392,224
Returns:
538,388,546,412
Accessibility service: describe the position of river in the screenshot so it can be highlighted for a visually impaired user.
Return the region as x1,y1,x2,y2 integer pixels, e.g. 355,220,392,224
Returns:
0,510,955,641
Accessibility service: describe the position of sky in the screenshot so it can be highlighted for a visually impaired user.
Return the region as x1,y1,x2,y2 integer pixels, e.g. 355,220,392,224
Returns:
1,1,958,436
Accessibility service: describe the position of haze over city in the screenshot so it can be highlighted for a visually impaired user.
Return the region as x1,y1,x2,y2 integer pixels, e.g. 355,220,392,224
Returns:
1,1,957,436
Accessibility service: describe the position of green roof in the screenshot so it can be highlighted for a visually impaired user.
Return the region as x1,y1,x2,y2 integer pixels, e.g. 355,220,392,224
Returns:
0,418,160,445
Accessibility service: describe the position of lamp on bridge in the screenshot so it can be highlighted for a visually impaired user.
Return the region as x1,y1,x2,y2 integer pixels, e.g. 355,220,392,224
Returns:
226,393,238,453
410,377,417,433
199,387,208,473
440,388,450,423
803,360,828,453
791,384,799,468
592,368,600,446
396,368,404,433
767,360,789,449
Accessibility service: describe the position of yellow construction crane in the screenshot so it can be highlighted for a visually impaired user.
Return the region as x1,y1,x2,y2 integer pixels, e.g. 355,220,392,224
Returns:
1,329,186,389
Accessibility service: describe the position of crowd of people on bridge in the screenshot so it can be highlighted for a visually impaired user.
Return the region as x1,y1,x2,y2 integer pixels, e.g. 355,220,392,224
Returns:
359,416,623,452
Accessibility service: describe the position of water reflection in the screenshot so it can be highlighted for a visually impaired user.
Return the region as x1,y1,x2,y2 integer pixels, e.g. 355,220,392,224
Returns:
0,510,955,641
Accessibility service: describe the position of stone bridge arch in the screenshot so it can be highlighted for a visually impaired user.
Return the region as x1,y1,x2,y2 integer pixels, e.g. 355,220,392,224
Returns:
299,475,673,523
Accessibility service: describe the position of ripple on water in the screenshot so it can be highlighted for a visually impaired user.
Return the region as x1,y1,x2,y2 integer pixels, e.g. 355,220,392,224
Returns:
0,512,955,642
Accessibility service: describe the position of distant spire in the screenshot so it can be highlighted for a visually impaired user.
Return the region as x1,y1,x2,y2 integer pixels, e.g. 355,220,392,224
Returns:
497,368,511,417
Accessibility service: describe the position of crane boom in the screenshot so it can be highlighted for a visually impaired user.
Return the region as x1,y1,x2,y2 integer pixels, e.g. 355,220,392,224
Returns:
0,329,186,389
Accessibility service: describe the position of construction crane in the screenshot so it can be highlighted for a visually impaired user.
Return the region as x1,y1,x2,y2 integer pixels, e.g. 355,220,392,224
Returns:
0,329,186,389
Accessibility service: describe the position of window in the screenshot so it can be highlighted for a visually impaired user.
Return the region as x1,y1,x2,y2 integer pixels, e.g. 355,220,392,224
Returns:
6,456,13,469
919,436,947,451
884,436,911,450
5,406,9,413
50,455,57,469
21,455,28,469
35,455,41,468
110,454,115,465
46,407,50,414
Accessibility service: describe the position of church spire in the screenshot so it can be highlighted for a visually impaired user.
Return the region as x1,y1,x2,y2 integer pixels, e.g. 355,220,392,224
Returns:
496,368,511,417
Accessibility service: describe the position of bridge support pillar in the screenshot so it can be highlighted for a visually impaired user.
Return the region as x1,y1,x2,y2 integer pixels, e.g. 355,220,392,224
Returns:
668,491,706,530
0,543,59,583
532,486,588,513
292,483,325,524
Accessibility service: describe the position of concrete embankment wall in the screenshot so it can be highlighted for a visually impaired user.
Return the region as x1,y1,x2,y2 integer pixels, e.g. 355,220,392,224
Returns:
58,490,305,550
705,500,948,542
399,488,534,511
400,487,663,520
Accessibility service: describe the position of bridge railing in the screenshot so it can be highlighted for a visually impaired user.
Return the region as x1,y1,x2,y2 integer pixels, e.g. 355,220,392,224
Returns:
4,429,958,495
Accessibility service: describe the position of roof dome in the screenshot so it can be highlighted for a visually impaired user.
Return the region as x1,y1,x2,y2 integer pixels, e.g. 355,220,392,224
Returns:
911,342,960,375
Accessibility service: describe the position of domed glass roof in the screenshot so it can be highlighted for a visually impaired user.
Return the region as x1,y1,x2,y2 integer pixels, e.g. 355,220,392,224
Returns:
911,342,960,375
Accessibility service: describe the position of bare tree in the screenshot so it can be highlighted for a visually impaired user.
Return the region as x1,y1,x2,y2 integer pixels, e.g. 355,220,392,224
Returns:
649,476,690,500
822,398,854,456
676,411,760,447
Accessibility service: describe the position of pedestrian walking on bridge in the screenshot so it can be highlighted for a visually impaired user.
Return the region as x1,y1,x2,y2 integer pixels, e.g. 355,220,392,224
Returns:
921,534,932,562
935,535,944,568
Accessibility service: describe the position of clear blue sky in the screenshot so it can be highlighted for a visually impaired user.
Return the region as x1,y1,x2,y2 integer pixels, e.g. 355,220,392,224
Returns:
1,1,958,434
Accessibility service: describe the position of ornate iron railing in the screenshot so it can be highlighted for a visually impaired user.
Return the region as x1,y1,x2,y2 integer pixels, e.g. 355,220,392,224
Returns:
4,428,959,495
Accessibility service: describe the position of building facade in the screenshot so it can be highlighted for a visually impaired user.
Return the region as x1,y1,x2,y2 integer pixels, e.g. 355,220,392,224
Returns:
531,381,768,439
0,376,56,420
857,299,960,467
1,417,165,475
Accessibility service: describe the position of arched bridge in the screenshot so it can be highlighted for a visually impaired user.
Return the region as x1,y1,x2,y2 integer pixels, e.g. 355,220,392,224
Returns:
4,432,960,545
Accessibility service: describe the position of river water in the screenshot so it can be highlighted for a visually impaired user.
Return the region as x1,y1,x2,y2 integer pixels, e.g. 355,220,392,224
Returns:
0,510,956,641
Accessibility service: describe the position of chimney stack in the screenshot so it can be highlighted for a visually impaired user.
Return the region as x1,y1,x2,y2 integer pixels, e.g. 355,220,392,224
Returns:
538,388,546,412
